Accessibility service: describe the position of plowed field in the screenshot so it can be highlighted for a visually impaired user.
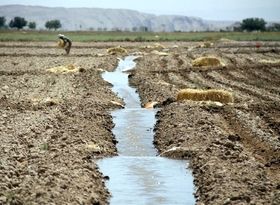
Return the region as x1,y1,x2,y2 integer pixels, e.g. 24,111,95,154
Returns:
0,41,279,205
130,41,280,205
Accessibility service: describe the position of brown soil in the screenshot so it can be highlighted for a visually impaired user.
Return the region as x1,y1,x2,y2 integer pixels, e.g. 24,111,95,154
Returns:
129,41,280,205
0,42,121,205
0,41,279,205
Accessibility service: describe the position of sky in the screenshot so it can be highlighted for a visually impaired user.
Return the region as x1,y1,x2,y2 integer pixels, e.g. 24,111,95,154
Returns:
0,0,280,21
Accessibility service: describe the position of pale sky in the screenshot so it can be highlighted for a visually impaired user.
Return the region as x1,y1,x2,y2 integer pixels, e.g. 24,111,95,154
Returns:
0,0,280,21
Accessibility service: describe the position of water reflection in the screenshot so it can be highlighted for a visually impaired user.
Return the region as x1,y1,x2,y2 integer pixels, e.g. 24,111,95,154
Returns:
98,157,194,205
97,56,195,205
112,108,157,156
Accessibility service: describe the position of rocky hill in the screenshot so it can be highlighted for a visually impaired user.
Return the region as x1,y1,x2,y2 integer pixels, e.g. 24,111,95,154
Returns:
0,5,233,31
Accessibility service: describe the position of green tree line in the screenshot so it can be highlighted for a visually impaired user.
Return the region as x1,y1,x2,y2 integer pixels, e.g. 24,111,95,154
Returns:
0,16,62,30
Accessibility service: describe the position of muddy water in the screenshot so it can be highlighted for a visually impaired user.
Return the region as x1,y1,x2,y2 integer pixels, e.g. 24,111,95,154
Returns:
97,56,195,204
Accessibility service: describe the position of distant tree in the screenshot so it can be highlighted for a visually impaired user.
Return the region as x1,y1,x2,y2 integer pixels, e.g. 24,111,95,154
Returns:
267,23,280,32
28,21,36,29
112,27,122,32
0,16,6,27
45,20,62,30
45,21,51,30
240,18,266,31
139,26,149,32
233,26,243,32
9,16,27,29
273,23,280,31
161,24,166,32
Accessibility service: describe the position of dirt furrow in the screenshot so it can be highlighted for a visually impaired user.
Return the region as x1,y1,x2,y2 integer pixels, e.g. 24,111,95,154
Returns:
0,46,119,205
129,42,280,204
206,71,280,102
1,41,280,205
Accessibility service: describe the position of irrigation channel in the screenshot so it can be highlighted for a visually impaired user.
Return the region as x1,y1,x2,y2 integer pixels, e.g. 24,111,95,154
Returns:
97,56,195,205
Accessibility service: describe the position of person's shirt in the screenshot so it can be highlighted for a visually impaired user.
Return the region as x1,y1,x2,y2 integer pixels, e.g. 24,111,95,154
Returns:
58,34,71,43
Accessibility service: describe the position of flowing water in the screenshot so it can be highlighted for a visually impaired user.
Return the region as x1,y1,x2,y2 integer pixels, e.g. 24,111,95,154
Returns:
97,56,195,205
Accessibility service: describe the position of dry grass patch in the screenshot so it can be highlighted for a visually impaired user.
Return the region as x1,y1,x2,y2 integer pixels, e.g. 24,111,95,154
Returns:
198,42,214,48
259,59,280,64
150,50,169,56
144,101,158,109
30,97,60,106
47,64,80,74
57,39,65,48
218,38,237,43
176,88,234,104
141,43,165,51
107,46,127,55
192,57,225,67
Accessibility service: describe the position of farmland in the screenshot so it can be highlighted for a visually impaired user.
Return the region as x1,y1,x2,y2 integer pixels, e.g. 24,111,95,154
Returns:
1,30,280,42
0,39,279,204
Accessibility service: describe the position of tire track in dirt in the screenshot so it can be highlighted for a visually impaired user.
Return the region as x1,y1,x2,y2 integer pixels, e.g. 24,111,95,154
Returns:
267,67,280,78
221,106,280,183
220,67,280,95
246,102,280,136
205,71,280,102
246,67,280,87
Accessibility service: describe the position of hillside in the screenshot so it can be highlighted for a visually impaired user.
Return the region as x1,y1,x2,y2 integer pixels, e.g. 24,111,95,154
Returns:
0,5,233,31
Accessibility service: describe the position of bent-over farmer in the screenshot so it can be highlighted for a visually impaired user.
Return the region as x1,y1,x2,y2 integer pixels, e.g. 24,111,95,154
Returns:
57,34,72,55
